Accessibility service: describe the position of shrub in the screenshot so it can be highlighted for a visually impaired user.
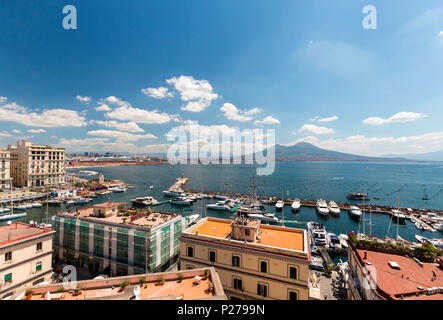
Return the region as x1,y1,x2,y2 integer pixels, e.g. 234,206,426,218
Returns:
139,278,146,285
25,289,34,296
120,280,130,289
57,287,65,293
177,274,184,281
156,276,164,284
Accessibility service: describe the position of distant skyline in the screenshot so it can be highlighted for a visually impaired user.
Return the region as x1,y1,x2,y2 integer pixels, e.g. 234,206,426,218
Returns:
1,1,443,157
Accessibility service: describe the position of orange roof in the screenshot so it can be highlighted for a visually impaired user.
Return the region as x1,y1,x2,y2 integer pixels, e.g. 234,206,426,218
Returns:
27,268,225,300
185,217,306,253
92,202,121,208
354,248,443,300
0,222,54,248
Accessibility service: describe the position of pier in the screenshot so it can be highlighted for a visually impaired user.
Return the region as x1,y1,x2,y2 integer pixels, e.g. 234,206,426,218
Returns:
169,176,190,192
183,188,443,219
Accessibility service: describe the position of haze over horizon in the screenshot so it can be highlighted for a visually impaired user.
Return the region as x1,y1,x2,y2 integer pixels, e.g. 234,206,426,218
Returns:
1,1,443,157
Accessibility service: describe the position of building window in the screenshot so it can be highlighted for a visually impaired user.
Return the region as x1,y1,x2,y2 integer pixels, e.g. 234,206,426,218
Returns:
232,255,240,267
187,246,194,257
4,273,12,284
260,260,268,273
36,242,43,251
36,262,42,272
187,265,194,270
245,229,250,236
209,250,216,262
233,278,243,291
257,283,268,297
289,266,297,280
5,251,12,261
289,291,298,300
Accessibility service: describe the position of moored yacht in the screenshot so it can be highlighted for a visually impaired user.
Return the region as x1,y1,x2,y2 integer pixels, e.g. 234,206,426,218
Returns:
316,199,329,216
170,196,192,205
328,201,340,215
291,199,301,212
327,233,343,253
307,221,327,246
246,211,279,223
348,206,362,219
391,209,406,225
131,196,158,206
275,200,284,211
206,200,230,211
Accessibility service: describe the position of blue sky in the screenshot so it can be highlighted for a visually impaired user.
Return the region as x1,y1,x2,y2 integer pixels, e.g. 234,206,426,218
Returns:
0,0,443,156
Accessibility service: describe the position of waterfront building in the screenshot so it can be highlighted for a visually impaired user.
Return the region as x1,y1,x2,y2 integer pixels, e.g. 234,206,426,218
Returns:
345,243,443,300
0,149,11,190
22,267,226,300
179,217,311,300
52,202,186,277
8,140,66,187
0,222,55,300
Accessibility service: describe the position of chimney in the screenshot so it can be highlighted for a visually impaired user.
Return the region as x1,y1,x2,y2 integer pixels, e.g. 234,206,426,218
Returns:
364,251,367,259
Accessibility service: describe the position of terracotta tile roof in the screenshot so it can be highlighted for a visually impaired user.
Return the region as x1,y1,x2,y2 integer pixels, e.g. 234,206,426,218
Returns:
355,248,443,300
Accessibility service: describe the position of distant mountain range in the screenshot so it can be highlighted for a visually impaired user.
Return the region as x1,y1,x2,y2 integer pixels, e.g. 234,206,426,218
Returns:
384,150,443,162
267,142,408,162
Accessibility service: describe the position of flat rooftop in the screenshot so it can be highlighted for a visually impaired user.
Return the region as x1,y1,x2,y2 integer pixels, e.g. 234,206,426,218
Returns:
58,205,180,229
184,217,308,256
354,248,443,300
0,222,55,248
26,268,226,300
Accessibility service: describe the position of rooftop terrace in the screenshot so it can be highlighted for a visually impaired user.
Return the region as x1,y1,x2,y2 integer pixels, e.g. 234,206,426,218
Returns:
183,217,309,259
0,222,55,248
58,203,180,229
24,268,226,300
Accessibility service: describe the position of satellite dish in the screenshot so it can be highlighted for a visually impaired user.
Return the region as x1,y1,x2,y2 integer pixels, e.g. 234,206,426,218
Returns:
133,285,140,300
7,221,12,225
29,220,34,225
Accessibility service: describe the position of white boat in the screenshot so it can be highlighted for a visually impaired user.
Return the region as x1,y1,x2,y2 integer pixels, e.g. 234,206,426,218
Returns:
415,234,429,243
328,201,340,215
163,190,184,197
65,200,76,205
307,221,327,246
206,201,230,211
348,206,362,219
24,203,33,209
433,223,443,232
0,212,27,221
31,202,43,208
110,186,127,193
15,204,27,210
415,221,424,230
131,196,158,206
275,200,284,211
215,195,228,200
186,214,201,226
170,196,192,205
247,212,279,223
391,209,406,225
339,234,349,248
3,207,11,213
316,199,329,216
327,233,343,253
291,199,301,212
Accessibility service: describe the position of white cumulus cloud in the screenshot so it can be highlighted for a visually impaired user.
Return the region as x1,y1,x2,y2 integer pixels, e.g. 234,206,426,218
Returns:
87,130,157,142
220,103,260,122
318,115,338,123
166,76,218,112
254,116,280,126
76,95,91,103
298,124,334,135
141,87,174,99
363,112,427,125
0,101,87,128
28,129,47,133
94,120,144,133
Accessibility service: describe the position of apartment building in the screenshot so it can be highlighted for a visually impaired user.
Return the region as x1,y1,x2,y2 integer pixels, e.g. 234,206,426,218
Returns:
23,267,226,300
0,222,55,300
345,242,443,300
0,149,10,190
8,140,65,187
179,217,311,300
52,202,186,277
